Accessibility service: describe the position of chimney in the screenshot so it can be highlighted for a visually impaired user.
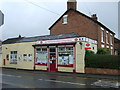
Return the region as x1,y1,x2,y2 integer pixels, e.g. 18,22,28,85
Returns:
67,0,77,10
91,14,98,21
18,35,22,38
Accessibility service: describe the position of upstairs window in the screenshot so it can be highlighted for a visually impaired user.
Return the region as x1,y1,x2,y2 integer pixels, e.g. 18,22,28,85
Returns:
106,31,109,44
110,34,113,45
101,28,104,43
62,15,68,24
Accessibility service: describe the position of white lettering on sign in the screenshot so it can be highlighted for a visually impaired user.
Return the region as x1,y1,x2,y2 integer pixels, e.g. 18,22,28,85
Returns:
36,37,80,44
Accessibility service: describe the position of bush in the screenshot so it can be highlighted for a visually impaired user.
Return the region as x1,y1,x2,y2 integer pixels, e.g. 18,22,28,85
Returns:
85,54,120,70
97,48,111,55
85,50,95,55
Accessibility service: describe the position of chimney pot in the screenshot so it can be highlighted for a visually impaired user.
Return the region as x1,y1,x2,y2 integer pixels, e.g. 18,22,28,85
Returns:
91,14,98,21
18,35,22,38
67,0,77,10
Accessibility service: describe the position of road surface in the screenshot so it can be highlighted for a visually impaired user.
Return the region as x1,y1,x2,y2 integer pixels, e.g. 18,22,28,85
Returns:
1,68,120,89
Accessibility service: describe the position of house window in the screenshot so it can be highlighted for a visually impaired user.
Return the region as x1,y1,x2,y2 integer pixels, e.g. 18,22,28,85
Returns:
62,15,68,24
58,45,74,66
10,51,17,63
35,47,48,64
106,33,109,44
110,35,113,45
18,54,22,61
101,30,104,43
28,54,32,61
6,54,9,61
23,54,27,61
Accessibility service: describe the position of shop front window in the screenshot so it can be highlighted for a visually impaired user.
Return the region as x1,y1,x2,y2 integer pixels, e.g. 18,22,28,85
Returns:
35,47,48,65
58,45,74,67
10,51,17,63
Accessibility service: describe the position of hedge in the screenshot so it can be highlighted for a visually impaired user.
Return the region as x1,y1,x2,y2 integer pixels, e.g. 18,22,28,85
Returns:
85,55,120,70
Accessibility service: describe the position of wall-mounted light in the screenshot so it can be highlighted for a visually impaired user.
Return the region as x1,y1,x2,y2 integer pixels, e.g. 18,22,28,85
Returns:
79,42,82,45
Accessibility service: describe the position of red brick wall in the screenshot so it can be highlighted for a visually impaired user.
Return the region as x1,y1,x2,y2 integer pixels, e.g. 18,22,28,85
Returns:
98,26,115,54
50,10,115,54
85,67,120,75
50,10,98,40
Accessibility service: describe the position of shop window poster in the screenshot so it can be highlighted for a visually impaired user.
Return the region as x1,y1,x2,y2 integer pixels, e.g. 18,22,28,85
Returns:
69,55,73,64
23,54,27,61
18,54,22,61
28,54,32,61
36,52,47,64
58,56,69,65
58,57,62,65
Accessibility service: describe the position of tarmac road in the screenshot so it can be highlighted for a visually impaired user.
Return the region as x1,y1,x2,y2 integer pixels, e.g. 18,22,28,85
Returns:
1,68,120,89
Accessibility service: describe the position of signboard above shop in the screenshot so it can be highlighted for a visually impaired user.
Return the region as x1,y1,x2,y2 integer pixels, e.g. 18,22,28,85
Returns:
36,37,80,44
36,37,98,45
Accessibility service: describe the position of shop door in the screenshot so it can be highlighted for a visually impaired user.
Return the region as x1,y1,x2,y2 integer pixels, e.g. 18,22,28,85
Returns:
49,48,56,72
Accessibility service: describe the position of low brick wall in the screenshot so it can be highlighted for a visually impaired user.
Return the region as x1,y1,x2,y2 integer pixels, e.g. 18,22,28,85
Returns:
85,67,120,75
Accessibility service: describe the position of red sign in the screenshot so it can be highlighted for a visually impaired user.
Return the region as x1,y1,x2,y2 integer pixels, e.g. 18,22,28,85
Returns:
85,43,91,49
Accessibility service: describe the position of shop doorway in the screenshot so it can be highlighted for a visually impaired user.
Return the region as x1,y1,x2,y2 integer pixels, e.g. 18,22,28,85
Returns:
49,47,56,72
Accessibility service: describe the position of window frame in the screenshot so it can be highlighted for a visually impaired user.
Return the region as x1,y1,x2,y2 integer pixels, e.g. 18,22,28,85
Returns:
23,54,27,61
57,45,74,67
101,29,104,43
6,54,9,61
110,34,113,45
10,51,17,64
106,32,109,44
35,46,48,65
62,15,68,24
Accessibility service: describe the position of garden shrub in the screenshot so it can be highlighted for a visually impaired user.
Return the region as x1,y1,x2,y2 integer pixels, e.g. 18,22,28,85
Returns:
85,49,95,55
85,54,120,70
97,48,111,55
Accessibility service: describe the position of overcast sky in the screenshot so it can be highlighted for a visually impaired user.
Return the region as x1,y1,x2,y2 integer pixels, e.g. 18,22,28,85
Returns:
0,0,119,40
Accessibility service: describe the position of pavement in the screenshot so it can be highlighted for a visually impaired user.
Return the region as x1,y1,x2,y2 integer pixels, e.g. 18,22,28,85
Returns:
2,68,119,81
34,70,120,81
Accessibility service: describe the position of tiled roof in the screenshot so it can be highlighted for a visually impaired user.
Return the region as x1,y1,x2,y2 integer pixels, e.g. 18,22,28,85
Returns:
2,32,80,44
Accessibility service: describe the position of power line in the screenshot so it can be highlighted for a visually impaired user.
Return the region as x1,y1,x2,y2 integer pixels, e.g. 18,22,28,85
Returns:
24,0,60,15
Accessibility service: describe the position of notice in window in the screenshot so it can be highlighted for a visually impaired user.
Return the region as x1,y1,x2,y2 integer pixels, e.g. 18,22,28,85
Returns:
28,54,32,61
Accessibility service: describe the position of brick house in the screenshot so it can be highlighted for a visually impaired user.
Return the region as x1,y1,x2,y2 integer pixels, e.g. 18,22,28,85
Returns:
49,0,115,54
114,38,120,55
